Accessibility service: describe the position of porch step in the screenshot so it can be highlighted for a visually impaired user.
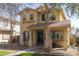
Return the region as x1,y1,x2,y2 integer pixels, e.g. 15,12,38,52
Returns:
52,48,65,50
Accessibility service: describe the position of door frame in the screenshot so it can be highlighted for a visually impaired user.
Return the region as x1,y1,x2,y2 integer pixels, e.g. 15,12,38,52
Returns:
36,30,44,47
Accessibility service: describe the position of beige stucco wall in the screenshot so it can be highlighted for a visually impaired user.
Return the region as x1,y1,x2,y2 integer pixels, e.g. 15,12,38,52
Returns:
20,9,39,46
49,26,70,49
19,8,70,49
60,12,66,21
60,13,65,21
64,27,70,48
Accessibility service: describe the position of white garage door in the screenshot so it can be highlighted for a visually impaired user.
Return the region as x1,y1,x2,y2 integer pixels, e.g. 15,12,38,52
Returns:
0,34,2,42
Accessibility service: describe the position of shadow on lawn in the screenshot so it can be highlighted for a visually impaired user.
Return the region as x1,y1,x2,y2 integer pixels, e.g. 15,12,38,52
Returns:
17,52,70,56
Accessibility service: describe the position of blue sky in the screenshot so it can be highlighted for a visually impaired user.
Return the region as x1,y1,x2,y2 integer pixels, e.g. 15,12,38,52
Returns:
64,10,79,28
70,16,79,28
18,3,43,13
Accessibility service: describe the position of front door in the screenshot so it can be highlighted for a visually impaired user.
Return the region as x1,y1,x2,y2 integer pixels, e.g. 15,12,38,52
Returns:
36,30,44,47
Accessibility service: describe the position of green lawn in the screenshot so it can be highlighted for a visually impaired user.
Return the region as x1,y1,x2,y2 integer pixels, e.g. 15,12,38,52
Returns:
0,50,12,56
18,52,49,56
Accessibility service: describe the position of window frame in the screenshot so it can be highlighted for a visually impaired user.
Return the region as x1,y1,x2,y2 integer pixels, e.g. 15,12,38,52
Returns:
30,14,34,20
2,32,10,40
51,31,64,41
23,17,26,20
41,13,45,21
48,13,56,21
51,15,55,20
23,31,29,41
60,32,64,40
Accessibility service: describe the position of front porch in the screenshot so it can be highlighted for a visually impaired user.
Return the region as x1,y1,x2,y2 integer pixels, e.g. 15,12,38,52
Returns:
28,27,70,50
20,21,70,50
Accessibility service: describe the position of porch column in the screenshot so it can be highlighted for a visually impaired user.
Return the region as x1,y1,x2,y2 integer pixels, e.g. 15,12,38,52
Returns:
64,27,70,48
45,28,51,49
67,27,70,46
29,30,33,47
19,22,24,46
19,30,24,46
32,30,37,47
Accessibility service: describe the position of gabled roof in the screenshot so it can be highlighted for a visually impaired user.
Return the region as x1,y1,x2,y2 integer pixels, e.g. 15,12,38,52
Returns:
18,4,44,15
18,7,37,15
18,5,67,19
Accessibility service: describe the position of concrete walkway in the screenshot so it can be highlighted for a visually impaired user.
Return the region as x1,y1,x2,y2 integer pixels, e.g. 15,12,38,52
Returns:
66,47,79,55
6,47,79,56
6,47,35,56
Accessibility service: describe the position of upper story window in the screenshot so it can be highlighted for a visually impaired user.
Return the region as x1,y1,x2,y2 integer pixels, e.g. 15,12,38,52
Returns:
51,15,55,20
49,13,56,21
30,14,33,20
23,17,26,20
42,14,45,21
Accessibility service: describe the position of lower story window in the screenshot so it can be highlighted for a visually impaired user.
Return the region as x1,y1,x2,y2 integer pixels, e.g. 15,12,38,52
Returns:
3,34,10,40
51,31,64,40
23,31,29,41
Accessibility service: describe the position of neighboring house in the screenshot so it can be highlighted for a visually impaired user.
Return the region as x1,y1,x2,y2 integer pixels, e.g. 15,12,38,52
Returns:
19,6,71,49
0,16,20,43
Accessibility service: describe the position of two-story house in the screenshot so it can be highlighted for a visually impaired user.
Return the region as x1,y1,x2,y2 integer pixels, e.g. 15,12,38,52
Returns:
0,16,20,43
19,6,71,49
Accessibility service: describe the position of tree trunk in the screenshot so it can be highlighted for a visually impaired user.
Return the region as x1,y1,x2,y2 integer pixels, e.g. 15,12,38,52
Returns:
8,21,13,46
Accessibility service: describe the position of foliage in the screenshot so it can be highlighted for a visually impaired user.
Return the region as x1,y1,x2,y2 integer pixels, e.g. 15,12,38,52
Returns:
48,3,79,18
0,3,22,19
51,8,61,16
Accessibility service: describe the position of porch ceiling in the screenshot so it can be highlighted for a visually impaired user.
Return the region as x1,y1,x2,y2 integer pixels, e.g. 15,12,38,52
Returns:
49,20,70,28
27,20,70,30
27,23,46,29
